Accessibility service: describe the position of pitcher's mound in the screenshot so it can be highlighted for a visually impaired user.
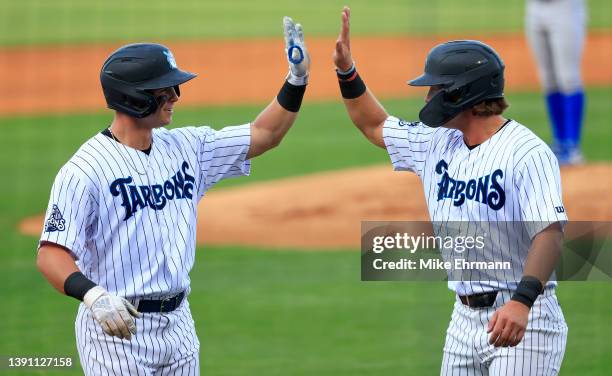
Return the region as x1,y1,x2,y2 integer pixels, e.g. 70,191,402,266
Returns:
19,163,612,250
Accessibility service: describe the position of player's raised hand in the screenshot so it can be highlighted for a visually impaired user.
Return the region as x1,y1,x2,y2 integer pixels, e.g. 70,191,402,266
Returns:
283,16,310,86
84,286,142,340
334,6,354,72
487,300,529,347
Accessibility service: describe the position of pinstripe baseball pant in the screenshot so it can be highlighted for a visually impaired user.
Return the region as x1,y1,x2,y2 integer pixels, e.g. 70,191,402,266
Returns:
75,298,200,375
441,288,567,375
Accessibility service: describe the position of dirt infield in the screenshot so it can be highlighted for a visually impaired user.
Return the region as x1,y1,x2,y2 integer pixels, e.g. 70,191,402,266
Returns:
12,33,612,249
19,164,612,249
1,32,611,116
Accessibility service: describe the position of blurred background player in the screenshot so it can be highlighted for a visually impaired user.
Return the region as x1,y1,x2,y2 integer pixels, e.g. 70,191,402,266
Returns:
525,0,587,165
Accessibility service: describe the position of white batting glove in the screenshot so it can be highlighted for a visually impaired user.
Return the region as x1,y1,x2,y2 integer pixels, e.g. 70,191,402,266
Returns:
283,16,310,86
84,286,142,340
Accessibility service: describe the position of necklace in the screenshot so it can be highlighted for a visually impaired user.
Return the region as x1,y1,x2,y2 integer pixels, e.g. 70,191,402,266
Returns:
108,127,151,176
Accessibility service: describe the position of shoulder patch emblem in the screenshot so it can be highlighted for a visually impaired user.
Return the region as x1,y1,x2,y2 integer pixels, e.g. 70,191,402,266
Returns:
45,205,66,232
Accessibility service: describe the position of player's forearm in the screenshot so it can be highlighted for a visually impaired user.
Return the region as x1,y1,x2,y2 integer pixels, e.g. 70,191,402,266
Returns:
510,223,564,309
522,223,564,285
245,15,309,160
336,64,387,148
343,89,388,146
36,243,80,294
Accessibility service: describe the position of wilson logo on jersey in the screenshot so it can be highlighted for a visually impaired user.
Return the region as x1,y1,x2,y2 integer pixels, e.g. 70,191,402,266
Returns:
110,161,196,220
44,204,66,232
435,159,506,210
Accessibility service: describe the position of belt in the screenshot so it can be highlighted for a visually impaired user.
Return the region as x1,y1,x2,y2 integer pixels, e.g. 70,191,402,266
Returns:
137,292,185,313
458,291,498,308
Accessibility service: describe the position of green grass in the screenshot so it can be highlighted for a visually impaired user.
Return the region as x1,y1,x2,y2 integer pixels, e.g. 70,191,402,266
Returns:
1,88,611,374
2,245,611,375
1,0,611,46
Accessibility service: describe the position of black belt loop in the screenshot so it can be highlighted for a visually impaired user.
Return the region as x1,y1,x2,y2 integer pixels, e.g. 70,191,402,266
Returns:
137,291,185,313
458,291,498,309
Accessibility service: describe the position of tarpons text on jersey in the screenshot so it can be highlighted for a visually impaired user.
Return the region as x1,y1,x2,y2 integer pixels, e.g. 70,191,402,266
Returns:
110,161,196,220
435,159,505,210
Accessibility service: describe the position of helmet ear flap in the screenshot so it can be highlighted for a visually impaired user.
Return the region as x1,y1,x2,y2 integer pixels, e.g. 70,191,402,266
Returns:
443,88,463,104
102,84,158,118
419,89,457,127
174,85,180,97
420,85,475,127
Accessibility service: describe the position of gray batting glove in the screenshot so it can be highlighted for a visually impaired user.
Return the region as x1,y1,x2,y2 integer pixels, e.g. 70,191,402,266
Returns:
283,16,310,86
84,286,142,341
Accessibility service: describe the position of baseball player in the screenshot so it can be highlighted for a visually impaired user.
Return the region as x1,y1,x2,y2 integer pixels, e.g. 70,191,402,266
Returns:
36,17,310,375
334,7,568,375
526,0,587,165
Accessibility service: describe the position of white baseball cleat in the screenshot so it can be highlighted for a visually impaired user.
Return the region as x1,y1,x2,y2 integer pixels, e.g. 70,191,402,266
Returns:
553,143,584,166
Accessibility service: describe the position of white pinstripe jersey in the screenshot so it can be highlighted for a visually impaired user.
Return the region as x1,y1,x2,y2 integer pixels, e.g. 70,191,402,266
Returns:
382,116,568,295
39,124,251,299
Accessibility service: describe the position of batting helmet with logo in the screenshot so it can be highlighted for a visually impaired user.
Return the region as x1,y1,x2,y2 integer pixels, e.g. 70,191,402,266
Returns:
100,43,197,118
408,40,505,127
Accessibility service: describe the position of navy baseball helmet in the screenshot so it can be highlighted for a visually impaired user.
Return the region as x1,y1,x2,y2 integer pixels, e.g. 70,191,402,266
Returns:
408,40,505,127
100,43,197,118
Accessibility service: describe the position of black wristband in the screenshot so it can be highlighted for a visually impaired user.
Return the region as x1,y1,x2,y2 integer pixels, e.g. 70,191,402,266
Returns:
64,271,97,301
336,64,356,80
337,67,367,99
511,276,544,308
339,74,366,99
277,80,306,112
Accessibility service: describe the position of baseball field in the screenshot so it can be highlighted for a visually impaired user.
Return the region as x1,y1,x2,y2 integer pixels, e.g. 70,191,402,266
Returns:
1,1,611,375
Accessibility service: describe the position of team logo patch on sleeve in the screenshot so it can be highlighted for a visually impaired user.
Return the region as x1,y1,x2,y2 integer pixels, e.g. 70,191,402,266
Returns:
45,204,66,232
